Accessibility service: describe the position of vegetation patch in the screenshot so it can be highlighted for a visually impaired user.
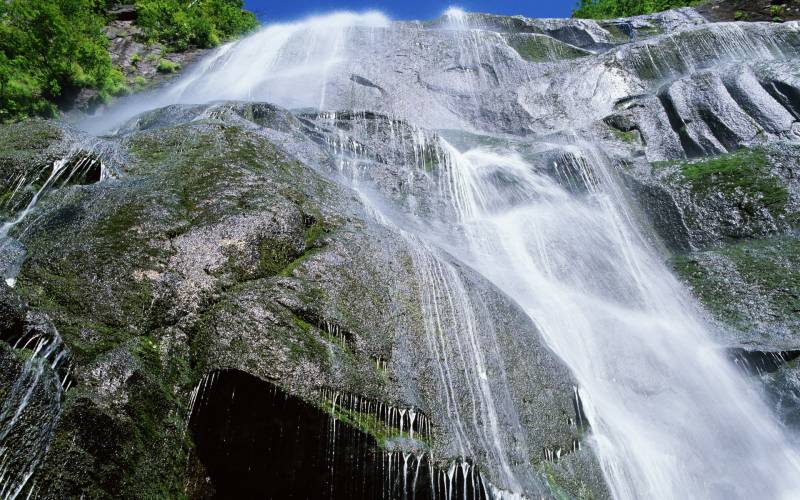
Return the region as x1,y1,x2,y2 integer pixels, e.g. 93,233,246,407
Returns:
156,58,181,74
135,0,258,51
0,0,257,122
573,0,702,19
0,0,130,121
505,34,590,62
611,127,640,143
653,148,790,219
672,236,800,331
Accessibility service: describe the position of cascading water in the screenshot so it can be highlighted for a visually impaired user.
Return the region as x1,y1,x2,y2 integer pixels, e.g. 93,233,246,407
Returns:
84,12,391,134
418,141,800,499
0,328,69,499
74,7,800,499
0,151,107,287
406,236,530,495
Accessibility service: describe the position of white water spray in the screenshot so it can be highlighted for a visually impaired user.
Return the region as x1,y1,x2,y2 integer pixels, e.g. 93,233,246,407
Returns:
84,11,390,134
428,142,800,499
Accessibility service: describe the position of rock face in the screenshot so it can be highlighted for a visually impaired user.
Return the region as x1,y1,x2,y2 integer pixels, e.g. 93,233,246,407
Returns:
696,0,800,22
0,105,598,498
1,5,800,499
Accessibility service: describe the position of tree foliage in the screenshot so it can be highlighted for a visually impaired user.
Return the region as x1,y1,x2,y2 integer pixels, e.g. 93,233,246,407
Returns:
0,0,258,122
0,0,125,122
572,0,701,19
135,0,259,51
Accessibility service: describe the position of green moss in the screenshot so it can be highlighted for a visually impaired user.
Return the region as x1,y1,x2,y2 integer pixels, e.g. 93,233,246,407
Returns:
542,462,576,500
0,119,62,151
127,123,284,224
16,258,156,365
286,317,331,367
292,315,314,332
303,209,327,246
156,58,181,74
31,334,198,498
506,34,589,62
654,148,789,219
636,24,663,37
672,236,800,330
257,240,298,276
611,128,639,144
321,396,432,448
280,246,325,277
630,40,689,80
723,237,800,315
573,0,702,19
539,460,601,500
123,342,194,497
133,75,147,92
94,202,148,252
672,254,750,327
600,23,630,43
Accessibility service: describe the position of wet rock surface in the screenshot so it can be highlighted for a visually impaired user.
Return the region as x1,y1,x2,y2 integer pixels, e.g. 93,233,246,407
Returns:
697,0,800,22
1,5,800,498
0,103,597,498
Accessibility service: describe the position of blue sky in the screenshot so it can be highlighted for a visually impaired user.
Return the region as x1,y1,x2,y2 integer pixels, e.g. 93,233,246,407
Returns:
243,0,576,22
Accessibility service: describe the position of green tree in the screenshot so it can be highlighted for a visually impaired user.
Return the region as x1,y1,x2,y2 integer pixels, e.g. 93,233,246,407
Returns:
0,0,125,122
135,0,259,51
0,0,258,122
573,0,701,19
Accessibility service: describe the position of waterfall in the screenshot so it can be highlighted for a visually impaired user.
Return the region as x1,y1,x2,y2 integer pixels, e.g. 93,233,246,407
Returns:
420,141,800,499
74,8,800,499
407,236,529,493
0,330,68,500
83,12,391,134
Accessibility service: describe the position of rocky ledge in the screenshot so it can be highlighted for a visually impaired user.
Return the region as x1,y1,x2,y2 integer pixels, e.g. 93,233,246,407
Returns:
0,104,605,498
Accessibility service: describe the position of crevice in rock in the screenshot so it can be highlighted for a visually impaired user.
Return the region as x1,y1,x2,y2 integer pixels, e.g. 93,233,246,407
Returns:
657,92,705,159
759,80,800,120
729,348,800,376
620,173,693,252
0,305,73,392
187,369,489,499
572,385,589,433
697,108,746,153
349,75,387,96
290,308,357,349
55,153,104,187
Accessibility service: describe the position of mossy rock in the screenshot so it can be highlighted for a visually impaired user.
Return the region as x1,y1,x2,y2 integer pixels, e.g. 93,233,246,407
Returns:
650,146,799,245
505,33,591,62
0,120,71,218
672,236,800,349
654,148,789,218
0,103,602,499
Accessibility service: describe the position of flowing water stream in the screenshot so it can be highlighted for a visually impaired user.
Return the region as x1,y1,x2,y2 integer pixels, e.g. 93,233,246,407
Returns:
78,9,800,500
421,141,800,499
